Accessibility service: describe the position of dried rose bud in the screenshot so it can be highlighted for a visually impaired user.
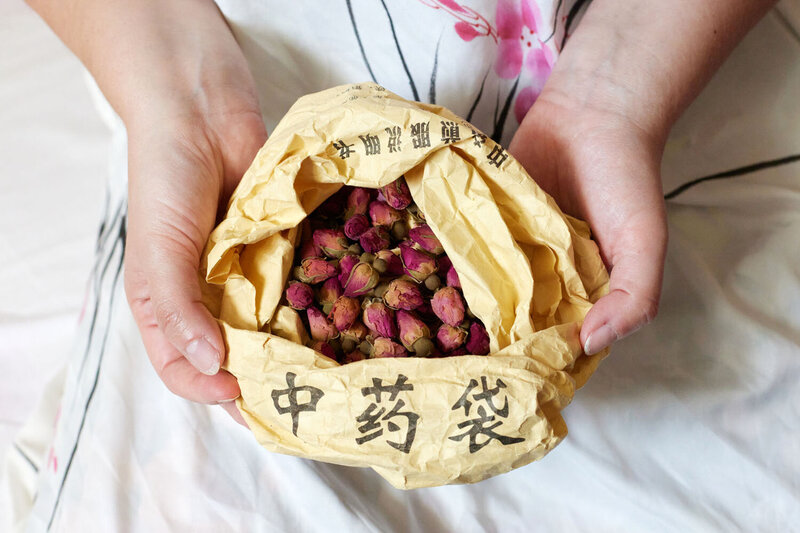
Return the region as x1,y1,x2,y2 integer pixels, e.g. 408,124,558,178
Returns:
330,296,360,331
307,307,338,342
396,310,431,351
285,281,314,310
340,320,369,344
436,324,468,352
415,300,438,322
372,281,391,299
344,214,370,239
375,249,403,276
363,301,397,339
345,187,374,218
438,255,452,272
298,240,323,260
309,340,337,360
297,257,337,284
383,279,424,311
316,188,348,218
399,242,438,282
466,321,490,355
337,254,359,286
412,337,435,357
431,286,465,327
343,262,379,297
446,266,461,289
317,277,343,307
424,274,441,291
372,337,408,358
368,200,403,228
391,221,409,241
409,224,444,255
380,177,412,210
359,227,391,254
343,350,365,363
313,228,349,259
449,347,468,356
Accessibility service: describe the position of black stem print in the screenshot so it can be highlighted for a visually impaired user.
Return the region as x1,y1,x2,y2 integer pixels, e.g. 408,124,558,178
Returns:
379,0,420,100
542,0,564,44
664,153,800,199
345,0,378,82
429,33,443,104
491,76,520,143
561,0,591,49
466,68,490,123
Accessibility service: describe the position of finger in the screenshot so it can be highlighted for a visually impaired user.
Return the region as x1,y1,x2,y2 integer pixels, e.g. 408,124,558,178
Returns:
219,400,248,427
581,213,667,355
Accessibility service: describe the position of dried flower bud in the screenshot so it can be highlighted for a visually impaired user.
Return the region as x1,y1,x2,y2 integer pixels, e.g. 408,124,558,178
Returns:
330,296,360,331
297,257,337,284
449,347,468,356
337,254,359,286
345,187,374,218
411,337,435,357
466,321,490,355
348,243,362,255
358,340,373,355
285,281,314,310
375,249,404,276
309,340,337,359
359,227,391,254
344,214,370,240
313,228,349,259
343,350,365,363
436,324,468,352
438,255,452,272
372,337,408,358
409,224,444,255
363,301,397,339
298,240,323,260
368,200,403,228
317,277,343,307
307,307,338,342
446,266,461,288
383,279,423,311
424,274,441,291
380,177,412,210
340,320,369,344
431,286,465,327
316,188,348,218
399,242,438,282
359,252,375,263
391,221,409,241
396,310,431,351
415,299,438,321
343,262,379,297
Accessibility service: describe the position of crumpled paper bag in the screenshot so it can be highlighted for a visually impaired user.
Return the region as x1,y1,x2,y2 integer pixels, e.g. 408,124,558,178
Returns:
202,82,609,489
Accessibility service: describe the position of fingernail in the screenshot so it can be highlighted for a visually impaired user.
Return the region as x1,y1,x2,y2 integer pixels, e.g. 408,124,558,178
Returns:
584,325,616,356
185,338,220,375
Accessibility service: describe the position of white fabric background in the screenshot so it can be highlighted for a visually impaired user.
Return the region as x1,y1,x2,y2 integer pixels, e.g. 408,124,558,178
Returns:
2,0,800,531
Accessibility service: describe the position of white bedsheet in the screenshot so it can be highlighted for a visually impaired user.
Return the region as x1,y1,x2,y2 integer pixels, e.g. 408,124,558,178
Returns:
2,1,799,530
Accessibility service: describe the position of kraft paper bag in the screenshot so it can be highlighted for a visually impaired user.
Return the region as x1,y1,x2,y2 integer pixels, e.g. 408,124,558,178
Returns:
202,82,609,489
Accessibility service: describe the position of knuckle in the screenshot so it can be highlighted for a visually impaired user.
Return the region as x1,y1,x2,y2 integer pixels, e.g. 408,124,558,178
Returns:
639,297,660,325
153,299,187,337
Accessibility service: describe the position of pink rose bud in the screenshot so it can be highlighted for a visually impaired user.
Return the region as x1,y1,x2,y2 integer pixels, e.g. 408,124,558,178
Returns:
396,310,431,351
436,324,468,352
383,279,424,311
316,188,349,218
363,301,397,339
307,307,338,342
343,262,380,297
346,187,374,218
466,321,490,355
380,177,412,210
399,242,438,282
438,255,452,272
415,299,438,321
285,281,314,310
337,254,359,286
330,296,360,331
298,240,323,260
446,266,461,288
317,277,343,307
298,257,337,284
344,214,370,239
313,228,350,259
343,350,366,363
449,347,468,356
431,286,465,327
375,249,404,276
368,200,403,228
372,337,409,358
359,227,391,254
340,320,368,343
309,340,336,360
409,224,444,255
